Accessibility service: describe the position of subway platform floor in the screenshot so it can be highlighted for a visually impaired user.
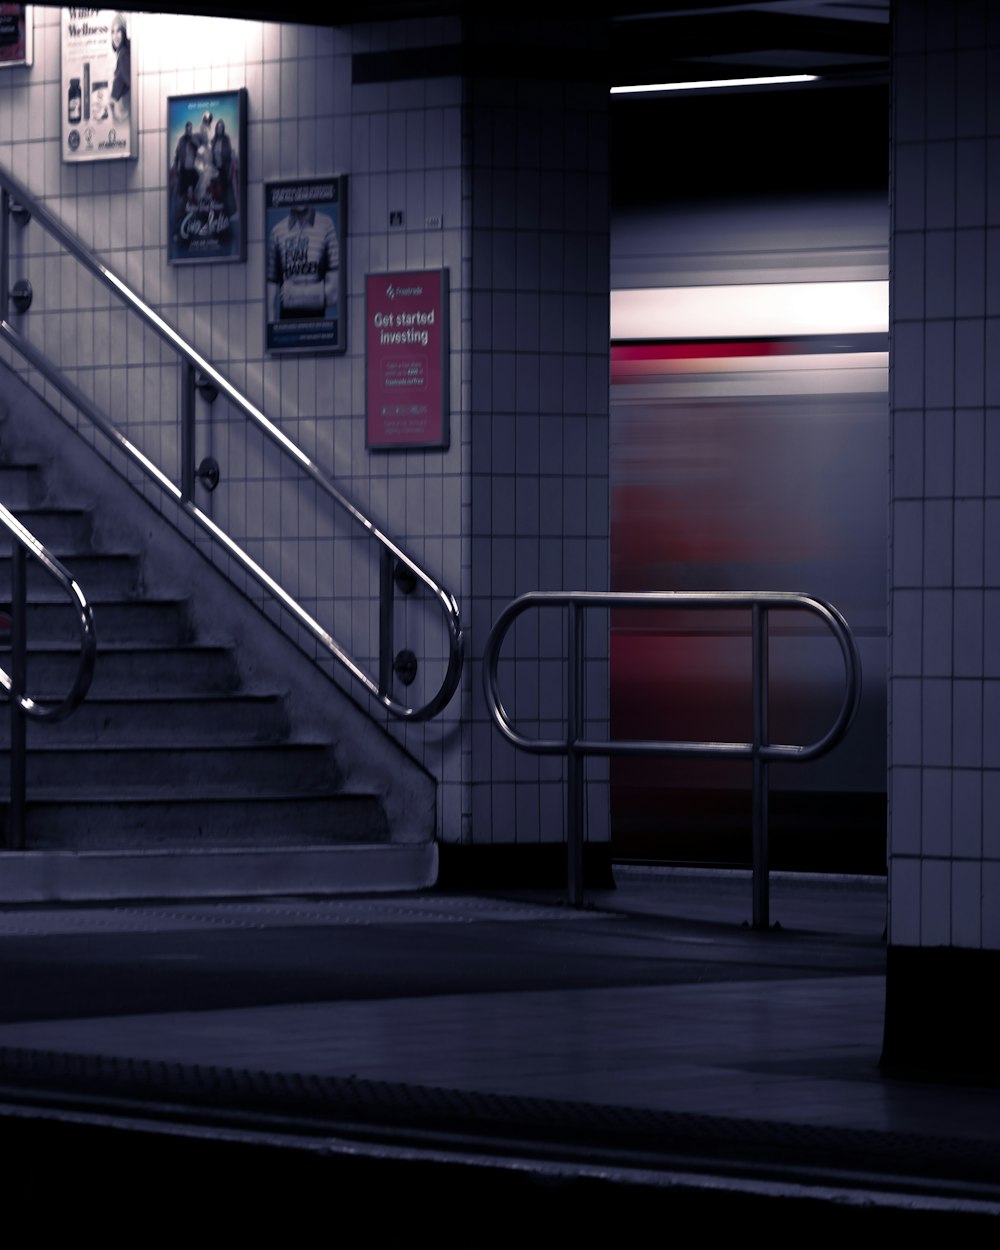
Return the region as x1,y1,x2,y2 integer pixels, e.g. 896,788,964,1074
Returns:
0,865,997,1232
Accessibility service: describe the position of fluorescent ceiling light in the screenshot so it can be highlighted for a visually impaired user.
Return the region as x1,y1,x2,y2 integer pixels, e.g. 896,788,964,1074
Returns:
611,74,818,94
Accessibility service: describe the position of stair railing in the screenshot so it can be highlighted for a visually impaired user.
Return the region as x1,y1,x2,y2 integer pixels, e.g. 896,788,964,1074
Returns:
483,590,862,928
0,167,463,722
0,499,97,849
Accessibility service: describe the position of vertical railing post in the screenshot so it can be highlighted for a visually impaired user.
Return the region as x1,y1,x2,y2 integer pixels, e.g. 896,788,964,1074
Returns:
1,188,9,323
181,360,196,501
751,600,770,929
566,600,585,908
378,546,394,700
8,545,27,851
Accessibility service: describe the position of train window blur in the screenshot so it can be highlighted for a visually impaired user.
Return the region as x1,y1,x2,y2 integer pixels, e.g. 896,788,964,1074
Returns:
610,81,889,873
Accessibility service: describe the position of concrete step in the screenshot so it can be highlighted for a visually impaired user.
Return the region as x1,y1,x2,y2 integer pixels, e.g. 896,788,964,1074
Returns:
0,551,143,598
0,742,344,792
1,507,95,549
6,642,241,694
0,463,47,509
10,794,391,851
3,692,291,745
1,370,439,885
7,598,194,644
0,844,439,902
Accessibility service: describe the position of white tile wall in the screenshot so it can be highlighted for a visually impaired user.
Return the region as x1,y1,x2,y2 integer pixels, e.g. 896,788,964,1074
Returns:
0,11,611,852
889,0,1000,949
0,9,471,835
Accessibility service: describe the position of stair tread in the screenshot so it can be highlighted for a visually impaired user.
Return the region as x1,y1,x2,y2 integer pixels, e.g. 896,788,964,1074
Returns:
5,600,187,610
4,504,91,514
3,640,225,654
0,740,335,753
0,555,141,564
23,690,285,702
21,791,376,802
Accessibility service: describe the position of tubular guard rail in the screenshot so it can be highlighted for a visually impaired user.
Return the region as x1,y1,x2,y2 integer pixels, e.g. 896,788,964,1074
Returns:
482,590,862,927
0,168,463,722
0,499,97,849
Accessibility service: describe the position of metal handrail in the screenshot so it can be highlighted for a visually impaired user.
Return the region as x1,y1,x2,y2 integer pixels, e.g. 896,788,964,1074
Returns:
0,499,97,849
0,166,463,722
482,590,862,927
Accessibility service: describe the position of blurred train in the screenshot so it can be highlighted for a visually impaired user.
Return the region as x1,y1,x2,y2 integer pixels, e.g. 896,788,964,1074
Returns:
609,191,889,873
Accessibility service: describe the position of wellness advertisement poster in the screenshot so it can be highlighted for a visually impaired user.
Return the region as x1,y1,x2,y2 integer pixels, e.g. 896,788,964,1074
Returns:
61,8,135,162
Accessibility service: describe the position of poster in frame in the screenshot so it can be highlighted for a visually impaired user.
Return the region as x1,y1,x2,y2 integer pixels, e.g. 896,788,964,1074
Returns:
366,269,449,451
61,9,135,161
265,176,347,355
167,87,246,265
0,5,32,68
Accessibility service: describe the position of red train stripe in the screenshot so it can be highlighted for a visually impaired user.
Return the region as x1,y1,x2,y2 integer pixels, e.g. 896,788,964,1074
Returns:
612,341,794,361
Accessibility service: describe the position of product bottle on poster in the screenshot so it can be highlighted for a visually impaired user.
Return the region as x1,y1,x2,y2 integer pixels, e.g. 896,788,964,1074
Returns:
83,63,90,120
67,78,81,124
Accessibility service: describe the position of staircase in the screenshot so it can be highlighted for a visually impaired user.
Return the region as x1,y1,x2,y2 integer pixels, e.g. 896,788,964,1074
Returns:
0,368,438,901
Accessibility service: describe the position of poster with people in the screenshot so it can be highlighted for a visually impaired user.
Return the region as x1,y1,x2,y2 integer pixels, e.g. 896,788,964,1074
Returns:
167,88,246,264
265,177,347,353
61,9,134,161
0,5,32,67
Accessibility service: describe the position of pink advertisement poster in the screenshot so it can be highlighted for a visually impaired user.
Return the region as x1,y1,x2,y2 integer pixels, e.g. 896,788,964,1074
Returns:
366,269,449,450
0,5,31,67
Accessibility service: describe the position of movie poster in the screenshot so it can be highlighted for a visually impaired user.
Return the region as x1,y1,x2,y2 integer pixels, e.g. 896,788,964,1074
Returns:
167,88,246,265
0,5,32,67
61,9,134,161
265,176,347,354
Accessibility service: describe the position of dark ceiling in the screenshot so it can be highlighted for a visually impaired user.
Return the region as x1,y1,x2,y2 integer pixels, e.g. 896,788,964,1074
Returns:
38,0,891,89
606,2,890,205
610,0,889,91
33,1,891,202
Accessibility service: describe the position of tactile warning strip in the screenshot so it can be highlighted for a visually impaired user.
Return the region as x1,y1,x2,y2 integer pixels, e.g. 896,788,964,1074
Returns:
0,894,610,936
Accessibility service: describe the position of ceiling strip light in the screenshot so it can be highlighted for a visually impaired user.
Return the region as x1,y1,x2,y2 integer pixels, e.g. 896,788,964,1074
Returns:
611,74,819,95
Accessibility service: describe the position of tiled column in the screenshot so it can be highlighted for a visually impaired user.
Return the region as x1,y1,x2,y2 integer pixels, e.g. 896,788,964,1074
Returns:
883,0,1000,1079
451,19,611,884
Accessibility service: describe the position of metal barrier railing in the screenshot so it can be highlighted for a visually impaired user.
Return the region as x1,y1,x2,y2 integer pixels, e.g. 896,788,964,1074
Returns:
0,499,96,849
482,590,862,928
0,166,463,723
